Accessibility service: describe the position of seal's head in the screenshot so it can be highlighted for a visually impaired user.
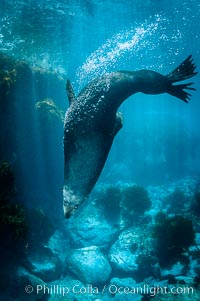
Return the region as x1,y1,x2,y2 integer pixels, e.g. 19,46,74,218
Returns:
63,201,79,218
63,186,81,218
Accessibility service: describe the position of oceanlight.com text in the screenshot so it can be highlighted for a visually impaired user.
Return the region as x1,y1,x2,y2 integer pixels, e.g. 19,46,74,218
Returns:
108,284,193,296
25,283,194,297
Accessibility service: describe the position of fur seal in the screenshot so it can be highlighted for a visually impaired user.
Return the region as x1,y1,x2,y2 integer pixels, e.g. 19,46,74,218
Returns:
63,55,197,218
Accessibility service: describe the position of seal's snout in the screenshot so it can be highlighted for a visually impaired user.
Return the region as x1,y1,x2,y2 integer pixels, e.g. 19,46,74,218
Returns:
63,205,79,219
64,212,71,219
63,187,78,218
63,204,76,219
64,206,72,219
63,187,81,218
63,201,79,219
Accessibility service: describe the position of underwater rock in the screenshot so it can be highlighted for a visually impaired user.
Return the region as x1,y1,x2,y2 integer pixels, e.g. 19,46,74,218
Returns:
175,276,195,286
121,185,151,216
160,261,187,278
108,227,156,278
191,182,200,215
11,267,47,301
193,259,200,277
67,200,120,248
152,286,199,300
154,214,195,267
110,277,137,287
163,189,189,214
0,53,66,219
108,229,138,273
0,161,24,246
67,246,112,284
95,185,122,222
23,245,62,282
26,207,55,247
0,53,17,99
109,277,142,300
94,184,133,230
0,199,27,246
35,98,64,128
33,67,65,103
187,254,200,279
0,246,22,300
111,293,142,301
195,233,200,246
147,177,198,218
47,229,71,263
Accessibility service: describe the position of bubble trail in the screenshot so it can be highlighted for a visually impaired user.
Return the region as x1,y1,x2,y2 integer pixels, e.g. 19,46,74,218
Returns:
76,19,160,89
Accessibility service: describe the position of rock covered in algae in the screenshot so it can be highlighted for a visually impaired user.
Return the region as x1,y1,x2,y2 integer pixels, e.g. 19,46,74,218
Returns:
35,98,64,127
0,53,17,97
109,227,157,278
67,246,112,284
154,213,195,267
121,184,152,215
0,162,27,244
0,52,65,164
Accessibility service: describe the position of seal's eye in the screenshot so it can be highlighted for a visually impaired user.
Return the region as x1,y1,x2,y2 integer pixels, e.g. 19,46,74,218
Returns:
74,205,78,210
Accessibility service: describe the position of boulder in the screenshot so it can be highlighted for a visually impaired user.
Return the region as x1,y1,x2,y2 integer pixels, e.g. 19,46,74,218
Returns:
67,201,120,248
110,277,137,287
47,229,71,263
11,267,47,301
67,246,112,284
109,227,158,279
192,258,200,276
160,261,187,278
108,278,142,301
23,245,62,282
175,276,195,286
195,233,200,246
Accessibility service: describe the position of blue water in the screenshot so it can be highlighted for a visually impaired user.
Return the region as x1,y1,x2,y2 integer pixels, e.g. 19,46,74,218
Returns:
0,1,200,300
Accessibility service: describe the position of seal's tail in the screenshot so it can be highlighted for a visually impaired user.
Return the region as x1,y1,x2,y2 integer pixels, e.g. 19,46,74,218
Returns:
166,55,198,103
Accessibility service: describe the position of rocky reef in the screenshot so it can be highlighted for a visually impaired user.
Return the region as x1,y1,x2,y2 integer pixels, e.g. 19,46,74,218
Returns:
0,52,66,217
1,53,200,301
56,178,200,300
35,98,64,128
0,53,66,300
2,162,200,300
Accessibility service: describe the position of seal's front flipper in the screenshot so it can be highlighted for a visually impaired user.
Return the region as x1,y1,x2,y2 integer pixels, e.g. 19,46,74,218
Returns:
166,55,198,103
111,112,123,136
66,79,76,105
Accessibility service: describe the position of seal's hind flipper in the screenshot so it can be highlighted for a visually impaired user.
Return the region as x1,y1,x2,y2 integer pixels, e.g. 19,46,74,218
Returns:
167,55,198,83
66,79,76,105
166,55,198,103
167,83,196,103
